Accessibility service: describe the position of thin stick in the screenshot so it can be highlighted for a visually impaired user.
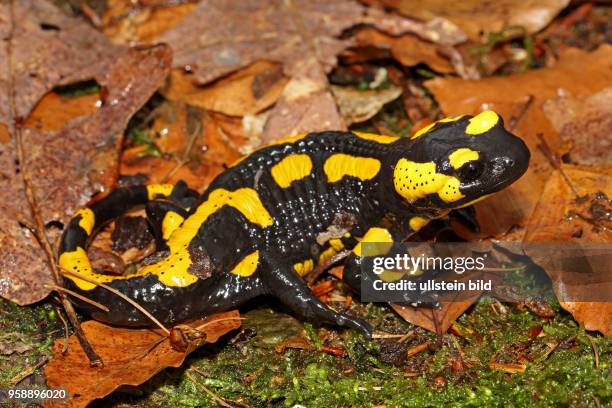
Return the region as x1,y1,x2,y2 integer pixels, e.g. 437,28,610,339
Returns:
45,284,110,312
186,371,234,408
6,0,102,367
10,356,49,385
62,268,170,335
53,302,70,353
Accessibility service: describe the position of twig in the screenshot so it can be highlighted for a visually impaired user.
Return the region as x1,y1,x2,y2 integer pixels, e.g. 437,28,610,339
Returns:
536,133,579,197
6,0,102,368
62,268,170,335
10,356,49,385
44,284,110,312
53,303,70,353
162,106,203,183
186,370,234,408
194,317,246,332
507,95,533,132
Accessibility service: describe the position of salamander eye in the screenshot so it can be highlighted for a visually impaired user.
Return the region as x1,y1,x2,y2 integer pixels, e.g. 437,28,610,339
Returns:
458,161,484,180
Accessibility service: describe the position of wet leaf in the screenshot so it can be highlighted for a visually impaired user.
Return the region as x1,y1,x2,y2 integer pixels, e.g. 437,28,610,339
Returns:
363,0,570,41
426,45,612,239
44,310,241,408
0,0,172,305
542,86,612,166
524,165,611,335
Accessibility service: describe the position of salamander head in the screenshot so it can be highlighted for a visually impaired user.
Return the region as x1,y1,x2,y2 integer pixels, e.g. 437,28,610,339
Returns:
392,110,530,210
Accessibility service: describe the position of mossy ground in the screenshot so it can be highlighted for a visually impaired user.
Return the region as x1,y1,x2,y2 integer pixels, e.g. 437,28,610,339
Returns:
0,293,609,408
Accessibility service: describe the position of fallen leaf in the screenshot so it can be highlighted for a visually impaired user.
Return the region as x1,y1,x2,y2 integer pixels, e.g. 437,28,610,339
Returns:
121,105,247,192
102,0,197,44
391,299,479,334
363,0,570,41
523,164,612,335
163,61,288,116
426,45,612,239
331,84,402,125
353,28,454,73
44,310,241,408
0,0,172,305
153,0,457,144
542,86,612,166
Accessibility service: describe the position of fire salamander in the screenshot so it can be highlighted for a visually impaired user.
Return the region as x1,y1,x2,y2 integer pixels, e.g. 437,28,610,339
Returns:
58,110,530,338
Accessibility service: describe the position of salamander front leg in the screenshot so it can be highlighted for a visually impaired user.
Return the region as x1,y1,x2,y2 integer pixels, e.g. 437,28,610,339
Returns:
261,256,372,338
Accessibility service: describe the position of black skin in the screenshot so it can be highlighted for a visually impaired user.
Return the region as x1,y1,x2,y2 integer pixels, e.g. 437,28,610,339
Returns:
59,115,530,338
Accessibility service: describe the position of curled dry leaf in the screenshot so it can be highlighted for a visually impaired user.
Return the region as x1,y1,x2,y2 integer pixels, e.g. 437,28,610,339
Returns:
363,0,570,41
331,84,402,125
44,310,241,408
0,1,172,306
425,45,612,239
542,86,612,166
523,165,612,335
391,300,479,334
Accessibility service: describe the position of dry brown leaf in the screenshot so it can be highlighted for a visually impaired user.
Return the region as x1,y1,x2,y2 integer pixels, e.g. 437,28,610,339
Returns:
44,310,241,408
542,86,612,166
163,61,289,116
391,300,478,334
523,165,611,335
121,105,247,192
353,28,454,73
102,0,197,44
331,84,402,125
363,0,570,41
0,0,172,305
153,0,457,144
425,45,612,239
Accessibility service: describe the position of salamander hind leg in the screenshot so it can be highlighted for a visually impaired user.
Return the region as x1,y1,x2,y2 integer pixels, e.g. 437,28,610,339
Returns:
260,254,372,339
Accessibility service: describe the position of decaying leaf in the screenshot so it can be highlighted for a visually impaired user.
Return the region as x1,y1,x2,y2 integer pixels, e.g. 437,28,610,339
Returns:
0,0,172,305
44,310,241,408
426,45,612,239
523,165,611,335
542,86,612,166
363,0,570,40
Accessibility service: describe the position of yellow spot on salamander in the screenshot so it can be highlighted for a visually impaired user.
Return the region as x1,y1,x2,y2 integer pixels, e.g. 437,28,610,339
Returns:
465,110,499,135
449,148,479,169
353,227,393,257
393,159,464,203
138,187,272,287
324,154,381,183
270,154,313,188
231,251,259,277
329,238,344,251
409,216,429,232
59,247,115,290
75,208,95,235
147,184,173,199
293,259,314,277
162,211,185,240
353,132,399,144
411,115,465,140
